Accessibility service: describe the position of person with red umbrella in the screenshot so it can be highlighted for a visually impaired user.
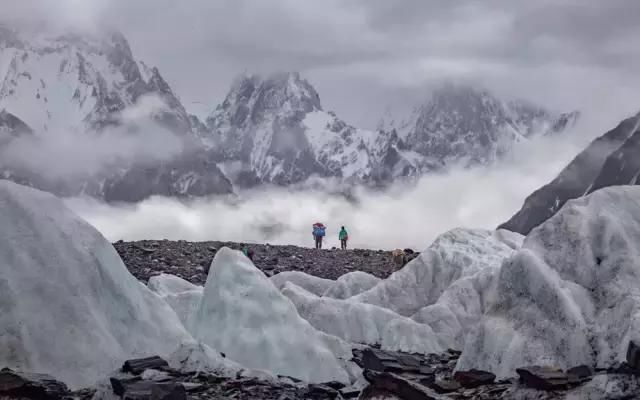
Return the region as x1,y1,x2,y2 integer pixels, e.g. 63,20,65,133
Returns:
312,222,326,249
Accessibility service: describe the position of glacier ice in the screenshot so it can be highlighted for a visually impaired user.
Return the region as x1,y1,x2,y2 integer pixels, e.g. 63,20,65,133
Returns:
148,273,203,327
351,228,517,316
270,270,335,296
323,271,381,299
189,247,351,383
282,282,445,354
0,181,191,388
457,186,640,378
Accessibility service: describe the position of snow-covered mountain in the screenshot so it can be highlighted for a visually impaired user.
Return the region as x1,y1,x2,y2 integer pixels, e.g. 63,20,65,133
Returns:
202,72,381,186
379,84,580,169
0,24,232,200
201,75,578,188
500,111,640,235
1,24,579,201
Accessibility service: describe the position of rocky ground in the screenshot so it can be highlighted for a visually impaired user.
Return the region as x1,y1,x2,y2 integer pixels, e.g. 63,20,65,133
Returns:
5,346,640,400
114,240,417,285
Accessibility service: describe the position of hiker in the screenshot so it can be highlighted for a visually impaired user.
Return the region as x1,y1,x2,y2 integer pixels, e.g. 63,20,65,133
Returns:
241,244,254,261
339,226,348,250
312,222,326,249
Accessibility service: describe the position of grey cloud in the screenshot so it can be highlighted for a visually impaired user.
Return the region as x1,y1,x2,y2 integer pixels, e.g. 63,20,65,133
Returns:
1,0,639,129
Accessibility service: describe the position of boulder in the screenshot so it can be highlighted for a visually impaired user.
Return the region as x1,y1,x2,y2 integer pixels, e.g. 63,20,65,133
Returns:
123,356,170,375
515,366,568,391
453,369,496,388
0,368,69,400
362,370,442,400
627,340,640,370
567,365,593,383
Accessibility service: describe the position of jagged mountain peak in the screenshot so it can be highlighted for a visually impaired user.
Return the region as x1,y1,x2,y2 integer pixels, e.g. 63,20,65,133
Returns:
376,82,580,168
211,71,322,125
0,23,193,135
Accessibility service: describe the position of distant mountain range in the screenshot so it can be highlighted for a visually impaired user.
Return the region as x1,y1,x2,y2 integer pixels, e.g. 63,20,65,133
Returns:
0,24,579,201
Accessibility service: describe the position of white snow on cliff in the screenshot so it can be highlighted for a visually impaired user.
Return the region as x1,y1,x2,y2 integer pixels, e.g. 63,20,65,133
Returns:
0,180,191,389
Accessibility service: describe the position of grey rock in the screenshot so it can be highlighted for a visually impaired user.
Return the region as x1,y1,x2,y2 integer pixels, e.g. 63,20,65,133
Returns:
516,366,568,391
627,340,640,370
0,368,69,400
453,369,496,388
122,356,170,375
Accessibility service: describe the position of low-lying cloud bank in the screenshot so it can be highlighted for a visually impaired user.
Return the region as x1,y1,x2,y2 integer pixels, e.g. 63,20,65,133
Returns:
66,128,589,250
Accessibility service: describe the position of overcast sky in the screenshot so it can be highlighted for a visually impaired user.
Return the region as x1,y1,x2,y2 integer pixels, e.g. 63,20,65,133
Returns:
4,0,640,130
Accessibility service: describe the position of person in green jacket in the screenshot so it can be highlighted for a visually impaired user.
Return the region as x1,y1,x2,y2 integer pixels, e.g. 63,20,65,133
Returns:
339,226,349,250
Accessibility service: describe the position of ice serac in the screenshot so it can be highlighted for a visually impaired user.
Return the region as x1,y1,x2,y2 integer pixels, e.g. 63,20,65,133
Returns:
458,186,640,378
351,229,517,317
189,247,350,383
500,112,640,235
148,273,203,327
0,180,191,388
282,282,445,354
270,270,335,296
323,271,381,299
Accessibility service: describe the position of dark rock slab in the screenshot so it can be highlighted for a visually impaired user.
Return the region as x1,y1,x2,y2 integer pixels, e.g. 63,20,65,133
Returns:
122,356,170,375
110,376,143,396
627,340,640,370
430,377,460,394
453,369,496,388
516,366,568,391
363,370,442,400
0,368,69,400
338,386,361,399
150,382,186,400
307,383,339,399
567,365,593,383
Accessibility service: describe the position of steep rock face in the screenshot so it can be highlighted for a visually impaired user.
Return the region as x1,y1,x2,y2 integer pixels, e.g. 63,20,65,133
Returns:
500,112,640,235
0,25,233,200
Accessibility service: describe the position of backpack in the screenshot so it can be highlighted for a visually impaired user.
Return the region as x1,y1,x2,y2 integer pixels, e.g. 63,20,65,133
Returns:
313,223,326,237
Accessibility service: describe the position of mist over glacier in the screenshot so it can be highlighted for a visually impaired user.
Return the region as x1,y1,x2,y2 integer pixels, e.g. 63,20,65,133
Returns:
67,129,586,249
